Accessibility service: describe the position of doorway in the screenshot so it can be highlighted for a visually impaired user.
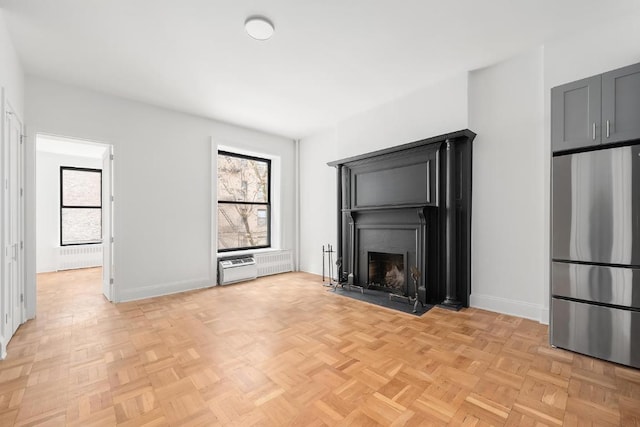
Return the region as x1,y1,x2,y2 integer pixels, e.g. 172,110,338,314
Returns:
35,134,114,302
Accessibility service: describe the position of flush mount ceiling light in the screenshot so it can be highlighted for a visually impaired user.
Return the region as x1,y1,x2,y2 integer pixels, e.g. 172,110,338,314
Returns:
244,16,274,41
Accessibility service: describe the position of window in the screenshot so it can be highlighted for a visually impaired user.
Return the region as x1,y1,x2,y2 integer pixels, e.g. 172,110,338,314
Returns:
60,167,102,246
217,151,270,251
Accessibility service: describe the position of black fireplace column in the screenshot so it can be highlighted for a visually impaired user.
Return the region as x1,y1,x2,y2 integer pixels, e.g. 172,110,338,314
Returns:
439,138,463,310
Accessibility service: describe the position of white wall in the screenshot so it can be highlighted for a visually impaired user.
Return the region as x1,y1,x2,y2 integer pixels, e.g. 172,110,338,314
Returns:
299,10,640,324
0,10,23,115
24,76,294,312
299,73,468,275
463,12,640,324
35,151,102,273
468,48,546,321
543,13,640,91
0,9,24,358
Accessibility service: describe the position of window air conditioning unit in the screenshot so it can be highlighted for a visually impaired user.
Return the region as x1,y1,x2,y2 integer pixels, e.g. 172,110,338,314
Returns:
218,256,258,285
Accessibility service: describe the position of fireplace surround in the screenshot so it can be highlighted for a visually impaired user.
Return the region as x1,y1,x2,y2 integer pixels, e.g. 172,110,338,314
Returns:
328,129,475,308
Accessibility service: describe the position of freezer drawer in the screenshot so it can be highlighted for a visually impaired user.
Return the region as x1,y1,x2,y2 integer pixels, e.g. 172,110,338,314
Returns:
552,144,640,265
552,262,640,309
552,298,640,368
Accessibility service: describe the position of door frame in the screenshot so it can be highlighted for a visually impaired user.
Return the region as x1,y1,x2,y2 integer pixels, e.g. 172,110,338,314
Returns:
28,133,116,318
101,144,114,301
1,88,26,358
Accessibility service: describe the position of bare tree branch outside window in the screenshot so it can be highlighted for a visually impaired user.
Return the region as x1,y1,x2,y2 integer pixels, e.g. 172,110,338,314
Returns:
217,151,270,251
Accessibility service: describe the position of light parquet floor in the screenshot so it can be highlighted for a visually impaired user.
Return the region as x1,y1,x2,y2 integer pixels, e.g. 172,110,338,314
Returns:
1,268,639,426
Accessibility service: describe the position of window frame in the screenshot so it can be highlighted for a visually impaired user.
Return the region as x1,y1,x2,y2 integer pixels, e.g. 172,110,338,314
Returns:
60,166,103,246
217,150,271,252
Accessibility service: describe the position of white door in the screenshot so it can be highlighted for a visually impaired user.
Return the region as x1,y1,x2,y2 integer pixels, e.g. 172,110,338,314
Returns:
3,95,25,336
101,146,113,301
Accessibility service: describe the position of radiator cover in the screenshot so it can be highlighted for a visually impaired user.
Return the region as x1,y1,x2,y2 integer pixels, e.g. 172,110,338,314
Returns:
58,244,103,270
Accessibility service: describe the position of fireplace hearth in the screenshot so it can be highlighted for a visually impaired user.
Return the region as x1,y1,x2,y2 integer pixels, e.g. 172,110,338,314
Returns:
328,130,475,308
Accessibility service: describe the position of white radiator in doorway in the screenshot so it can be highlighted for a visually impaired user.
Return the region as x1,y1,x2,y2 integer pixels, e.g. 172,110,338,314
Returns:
254,250,293,277
57,244,103,270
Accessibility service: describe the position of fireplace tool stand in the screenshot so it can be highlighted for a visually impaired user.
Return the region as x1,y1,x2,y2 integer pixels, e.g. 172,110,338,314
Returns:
322,244,337,290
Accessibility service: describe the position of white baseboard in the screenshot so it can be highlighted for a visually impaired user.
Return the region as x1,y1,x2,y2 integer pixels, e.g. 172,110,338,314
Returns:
117,277,213,303
539,307,550,325
470,293,547,323
0,334,6,360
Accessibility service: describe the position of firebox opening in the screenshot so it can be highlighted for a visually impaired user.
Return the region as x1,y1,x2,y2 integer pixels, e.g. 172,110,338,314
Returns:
367,252,406,293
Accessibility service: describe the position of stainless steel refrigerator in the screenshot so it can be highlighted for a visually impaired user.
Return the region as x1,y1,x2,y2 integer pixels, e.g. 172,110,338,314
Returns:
552,143,640,368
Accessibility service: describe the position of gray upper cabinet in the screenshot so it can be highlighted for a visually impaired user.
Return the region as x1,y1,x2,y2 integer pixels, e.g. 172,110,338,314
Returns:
551,76,601,152
602,62,640,144
552,62,640,152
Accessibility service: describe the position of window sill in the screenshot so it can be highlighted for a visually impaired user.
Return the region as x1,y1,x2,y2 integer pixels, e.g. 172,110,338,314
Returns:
216,247,283,259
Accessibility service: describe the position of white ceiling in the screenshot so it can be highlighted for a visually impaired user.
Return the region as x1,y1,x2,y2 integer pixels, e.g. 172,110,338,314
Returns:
1,0,638,139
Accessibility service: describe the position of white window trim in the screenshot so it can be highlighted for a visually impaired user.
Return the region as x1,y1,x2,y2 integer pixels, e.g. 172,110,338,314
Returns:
210,140,282,278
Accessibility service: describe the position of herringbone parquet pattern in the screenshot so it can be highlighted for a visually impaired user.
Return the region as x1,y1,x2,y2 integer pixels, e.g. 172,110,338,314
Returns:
1,268,639,426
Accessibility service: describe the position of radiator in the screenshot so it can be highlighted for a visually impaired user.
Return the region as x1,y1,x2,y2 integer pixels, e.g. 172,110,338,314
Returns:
58,244,103,270
217,250,293,285
218,256,258,285
254,250,293,277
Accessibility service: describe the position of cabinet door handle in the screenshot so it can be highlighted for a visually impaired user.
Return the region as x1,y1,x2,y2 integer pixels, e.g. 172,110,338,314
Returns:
592,122,596,140
606,120,610,138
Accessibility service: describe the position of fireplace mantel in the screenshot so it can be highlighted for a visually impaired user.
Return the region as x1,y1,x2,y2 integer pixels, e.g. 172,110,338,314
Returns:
328,129,475,308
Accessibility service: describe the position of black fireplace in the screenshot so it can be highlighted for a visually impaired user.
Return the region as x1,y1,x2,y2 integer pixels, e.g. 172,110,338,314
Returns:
367,251,406,293
328,130,475,308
